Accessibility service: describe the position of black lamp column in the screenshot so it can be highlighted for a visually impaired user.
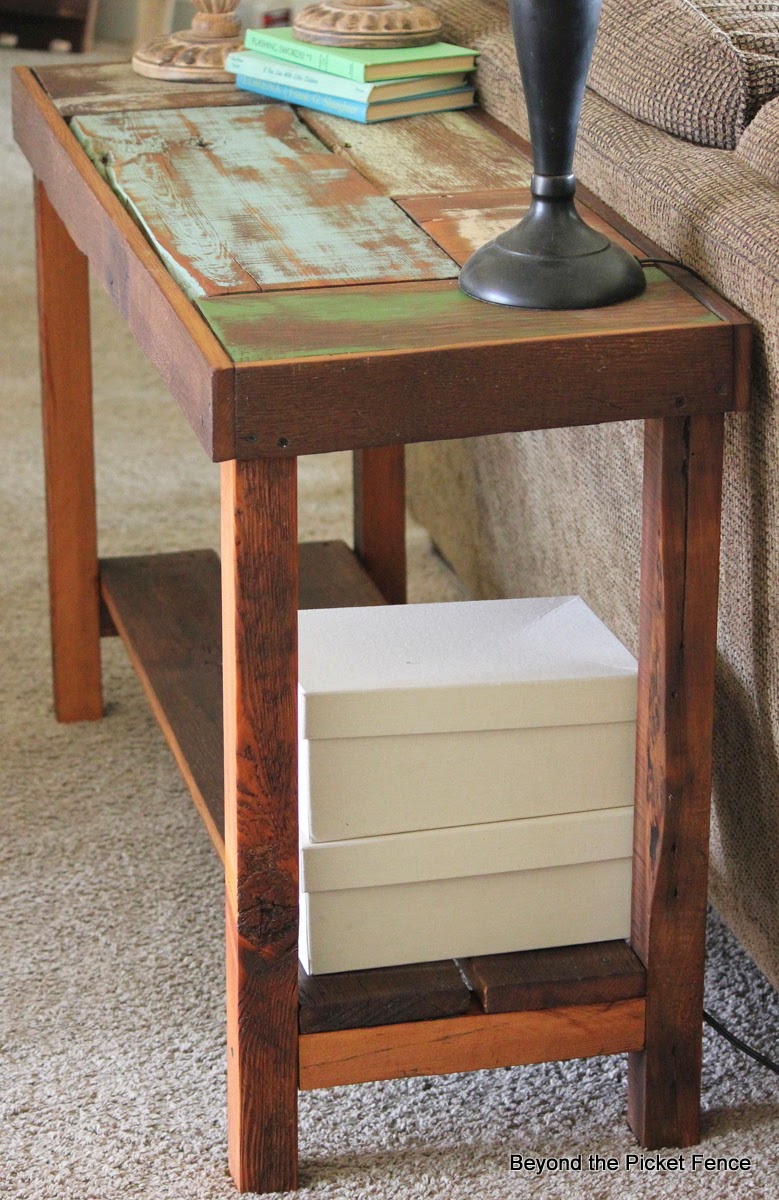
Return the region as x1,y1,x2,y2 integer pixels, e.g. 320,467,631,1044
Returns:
460,0,646,309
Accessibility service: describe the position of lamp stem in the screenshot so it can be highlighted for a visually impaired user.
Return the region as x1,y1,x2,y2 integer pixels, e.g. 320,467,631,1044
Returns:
512,0,600,179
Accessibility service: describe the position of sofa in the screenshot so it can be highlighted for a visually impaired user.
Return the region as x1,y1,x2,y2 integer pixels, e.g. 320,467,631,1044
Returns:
409,0,779,989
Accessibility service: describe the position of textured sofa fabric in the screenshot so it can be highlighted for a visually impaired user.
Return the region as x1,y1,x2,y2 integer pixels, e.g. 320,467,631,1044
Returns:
410,0,779,987
590,0,779,149
738,93,779,182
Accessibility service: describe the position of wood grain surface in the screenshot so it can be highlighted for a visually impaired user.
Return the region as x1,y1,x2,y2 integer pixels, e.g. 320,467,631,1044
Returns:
353,446,407,604
71,104,456,300
397,188,643,264
203,269,720,363
299,998,646,1089
99,542,387,862
300,108,533,196
100,551,226,859
460,941,647,1014
34,60,263,116
196,272,737,455
12,67,234,460
628,414,725,1149
221,457,299,1193
299,959,471,1034
35,180,103,723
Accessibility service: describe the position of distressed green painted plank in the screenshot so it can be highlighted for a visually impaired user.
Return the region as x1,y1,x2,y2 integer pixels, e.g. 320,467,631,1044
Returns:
70,105,457,300
198,270,721,365
301,109,533,196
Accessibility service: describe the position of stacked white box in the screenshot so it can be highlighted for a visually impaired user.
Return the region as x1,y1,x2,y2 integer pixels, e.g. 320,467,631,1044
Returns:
298,595,637,975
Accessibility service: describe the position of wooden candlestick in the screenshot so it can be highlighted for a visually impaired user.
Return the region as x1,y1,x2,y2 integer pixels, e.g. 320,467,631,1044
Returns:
294,0,442,48
132,0,243,82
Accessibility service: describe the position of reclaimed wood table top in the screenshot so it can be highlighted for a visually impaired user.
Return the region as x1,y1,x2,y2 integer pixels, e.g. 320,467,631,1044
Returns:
14,61,751,463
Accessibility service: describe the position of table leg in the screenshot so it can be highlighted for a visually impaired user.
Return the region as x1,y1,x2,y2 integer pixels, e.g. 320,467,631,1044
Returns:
353,446,407,603
628,413,725,1148
221,457,299,1194
35,180,103,723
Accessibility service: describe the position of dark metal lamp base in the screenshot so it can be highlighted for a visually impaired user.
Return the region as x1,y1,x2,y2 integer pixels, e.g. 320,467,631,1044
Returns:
460,193,646,310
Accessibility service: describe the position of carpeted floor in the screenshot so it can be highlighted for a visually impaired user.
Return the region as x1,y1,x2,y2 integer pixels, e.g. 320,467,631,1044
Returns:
2,42,778,1200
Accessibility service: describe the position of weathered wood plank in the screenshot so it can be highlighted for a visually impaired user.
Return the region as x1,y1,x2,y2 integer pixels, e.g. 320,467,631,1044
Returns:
353,446,406,603
34,61,264,116
100,550,226,861
12,67,235,461
299,998,646,1089
194,272,736,455
299,960,471,1034
71,104,457,300
628,414,725,1149
460,941,646,1014
300,108,533,196
397,188,643,264
221,456,300,1193
202,270,720,364
229,333,735,455
99,542,387,861
36,179,103,723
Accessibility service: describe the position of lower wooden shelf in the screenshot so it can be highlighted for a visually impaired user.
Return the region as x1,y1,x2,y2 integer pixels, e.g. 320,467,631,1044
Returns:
298,996,646,1089
99,543,646,1065
99,542,384,860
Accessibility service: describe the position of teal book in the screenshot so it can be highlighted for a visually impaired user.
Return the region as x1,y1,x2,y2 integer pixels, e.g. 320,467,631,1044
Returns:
242,26,477,82
226,49,470,103
235,74,475,123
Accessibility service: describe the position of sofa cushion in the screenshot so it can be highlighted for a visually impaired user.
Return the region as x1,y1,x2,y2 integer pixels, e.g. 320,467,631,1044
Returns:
431,0,779,152
589,0,779,150
425,0,507,46
737,94,779,183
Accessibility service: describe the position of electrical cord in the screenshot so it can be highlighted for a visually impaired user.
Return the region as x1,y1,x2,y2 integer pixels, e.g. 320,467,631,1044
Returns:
703,1009,779,1076
638,257,706,282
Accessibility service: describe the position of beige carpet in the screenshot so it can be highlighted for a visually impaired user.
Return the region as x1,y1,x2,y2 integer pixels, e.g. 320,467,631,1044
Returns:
2,43,778,1200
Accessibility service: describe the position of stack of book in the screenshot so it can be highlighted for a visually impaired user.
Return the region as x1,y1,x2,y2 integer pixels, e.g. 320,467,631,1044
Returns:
226,27,477,124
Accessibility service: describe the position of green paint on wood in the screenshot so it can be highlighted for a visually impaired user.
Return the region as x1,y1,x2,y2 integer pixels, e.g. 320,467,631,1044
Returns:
71,105,457,300
198,270,722,365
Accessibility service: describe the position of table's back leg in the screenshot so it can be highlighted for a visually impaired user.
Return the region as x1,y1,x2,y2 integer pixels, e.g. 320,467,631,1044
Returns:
35,180,103,723
221,457,299,1194
353,446,407,603
628,412,725,1148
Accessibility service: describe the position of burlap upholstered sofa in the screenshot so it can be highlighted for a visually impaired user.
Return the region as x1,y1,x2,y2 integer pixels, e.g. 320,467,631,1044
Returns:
410,0,779,988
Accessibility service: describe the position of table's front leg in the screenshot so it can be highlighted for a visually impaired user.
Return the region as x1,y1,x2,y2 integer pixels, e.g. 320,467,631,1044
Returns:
35,180,102,723
221,457,299,1194
629,413,725,1148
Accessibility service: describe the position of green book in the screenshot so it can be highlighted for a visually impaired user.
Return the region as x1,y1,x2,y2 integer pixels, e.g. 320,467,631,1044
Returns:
226,49,470,103
243,26,477,82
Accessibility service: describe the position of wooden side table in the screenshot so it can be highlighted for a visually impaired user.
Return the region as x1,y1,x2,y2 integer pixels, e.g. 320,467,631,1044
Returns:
13,62,751,1195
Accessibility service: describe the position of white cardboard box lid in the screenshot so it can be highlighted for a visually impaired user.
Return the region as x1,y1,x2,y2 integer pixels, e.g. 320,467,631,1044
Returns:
301,804,634,893
298,595,636,740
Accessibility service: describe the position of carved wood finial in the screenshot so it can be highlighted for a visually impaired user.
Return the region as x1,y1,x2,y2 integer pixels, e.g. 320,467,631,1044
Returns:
293,0,443,48
132,0,243,82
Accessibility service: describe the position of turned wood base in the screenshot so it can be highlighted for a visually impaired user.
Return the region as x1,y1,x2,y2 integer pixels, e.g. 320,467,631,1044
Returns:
294,0,442,48
130,22,241,82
